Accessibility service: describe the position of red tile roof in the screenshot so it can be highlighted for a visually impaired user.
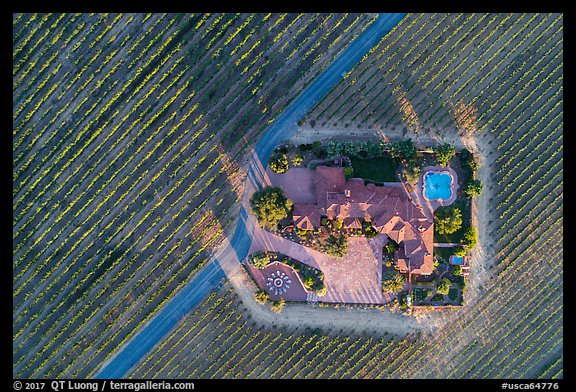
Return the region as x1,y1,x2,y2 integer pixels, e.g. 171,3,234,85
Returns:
293,166,435,276
293,204,321,230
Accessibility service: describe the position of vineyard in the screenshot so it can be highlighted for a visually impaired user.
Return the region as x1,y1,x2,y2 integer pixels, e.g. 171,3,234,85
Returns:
128,13,562,379
12,12,379,378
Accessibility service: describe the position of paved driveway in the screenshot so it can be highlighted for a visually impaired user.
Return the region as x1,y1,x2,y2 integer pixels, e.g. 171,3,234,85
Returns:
248,229,385,304
266,167,317,205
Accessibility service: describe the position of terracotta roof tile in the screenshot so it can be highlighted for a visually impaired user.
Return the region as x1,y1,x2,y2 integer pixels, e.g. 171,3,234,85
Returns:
293,165,435,275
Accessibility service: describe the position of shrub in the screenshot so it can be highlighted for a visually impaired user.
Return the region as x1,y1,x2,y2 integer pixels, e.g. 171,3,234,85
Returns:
249,186,293,230
344,166,354,179
254,289,269,304
414,288,431,302
365,226,378,238
459,148,478,172
434,206,463,234
303,275,314,289
463,179,483,198
382,272,406,294
453,265,463,276
398,293,408,309
431,293,445,302
320,217,328,226
291,153,303,167
383,239,400,254
404,163,422,184
434,143,456,167
271,299,286,313
436,278,451,295
334,220,343,230
297,228,310,236
448,288,459,301
314,146,328,159
275,145,289,154
462,226,477,249
454,246,466,257
324,235,348,257
269,154,289,173
250,251,272,269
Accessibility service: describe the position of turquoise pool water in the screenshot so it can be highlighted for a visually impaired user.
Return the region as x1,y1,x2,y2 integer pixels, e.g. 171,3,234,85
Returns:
424,172,452,201
451,256,464,265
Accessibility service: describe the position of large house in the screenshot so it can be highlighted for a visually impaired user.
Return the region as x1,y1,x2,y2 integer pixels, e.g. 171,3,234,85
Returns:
292,166,434,276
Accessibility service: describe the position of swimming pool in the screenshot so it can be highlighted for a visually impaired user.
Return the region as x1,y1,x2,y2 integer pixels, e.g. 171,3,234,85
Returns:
451,255,464,265
423,171,453,201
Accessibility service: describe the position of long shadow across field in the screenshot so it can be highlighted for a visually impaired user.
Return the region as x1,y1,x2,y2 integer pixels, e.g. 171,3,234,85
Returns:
96,13,406,379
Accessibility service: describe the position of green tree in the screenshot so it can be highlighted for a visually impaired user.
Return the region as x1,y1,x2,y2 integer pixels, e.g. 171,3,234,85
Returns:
364,141,383,158
436,277,451,295
434,143,456,167
327,141,344,157
462,226,477,249
250,251,272,269
249,186,293,230
334,219,343,230
269,153,289,173
382,272,406,294
463,179,483,198
390,139,417,163
454,246,466,257
324,235,348,257
254,289,269,304
453,265,463,276
459,148,478,172
434,206,463,234
271,299,286,313
291,153,303,167
404,162,422,184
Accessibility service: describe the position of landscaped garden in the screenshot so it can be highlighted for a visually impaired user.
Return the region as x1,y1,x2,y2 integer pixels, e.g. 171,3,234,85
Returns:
254,138,481,309
247,250,326,312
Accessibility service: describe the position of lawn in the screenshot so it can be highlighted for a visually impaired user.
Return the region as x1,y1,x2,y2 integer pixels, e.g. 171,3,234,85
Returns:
349,156,399,183
433,246,454,263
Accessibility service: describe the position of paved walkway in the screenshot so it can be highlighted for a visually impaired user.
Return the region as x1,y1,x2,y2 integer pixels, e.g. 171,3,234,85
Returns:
433,243,459,247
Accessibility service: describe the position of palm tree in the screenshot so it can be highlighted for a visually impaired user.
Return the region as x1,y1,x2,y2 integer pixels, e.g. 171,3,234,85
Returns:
382,272,406,294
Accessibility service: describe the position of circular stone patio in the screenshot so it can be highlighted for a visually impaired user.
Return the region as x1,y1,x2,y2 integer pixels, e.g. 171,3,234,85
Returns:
246,261,308,301
418,165,459,211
